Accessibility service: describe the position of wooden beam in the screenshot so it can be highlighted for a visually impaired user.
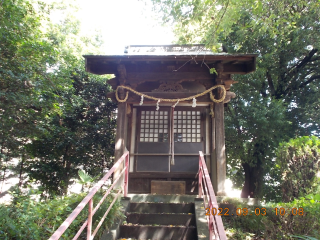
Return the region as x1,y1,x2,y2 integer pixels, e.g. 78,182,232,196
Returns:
127,72,214,81
151,181,185,194
129,172,197,178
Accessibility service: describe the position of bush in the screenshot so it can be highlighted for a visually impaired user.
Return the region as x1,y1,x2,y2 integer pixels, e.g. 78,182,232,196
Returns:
223,196,320,239
0,188,124,240
262,196,320,239
276,136,320,202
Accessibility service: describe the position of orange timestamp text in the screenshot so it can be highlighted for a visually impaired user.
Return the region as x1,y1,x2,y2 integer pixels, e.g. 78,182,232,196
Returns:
274,207,304,216
205,207,304,216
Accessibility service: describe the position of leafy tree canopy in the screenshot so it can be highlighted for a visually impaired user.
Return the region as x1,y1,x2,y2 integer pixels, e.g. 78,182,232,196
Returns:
149,0,320,199
1,0,116,196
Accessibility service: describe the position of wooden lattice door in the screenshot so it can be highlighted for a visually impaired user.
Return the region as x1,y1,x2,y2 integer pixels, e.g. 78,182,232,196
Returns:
136,108,170,171
171,108,203,172
135,107,205,173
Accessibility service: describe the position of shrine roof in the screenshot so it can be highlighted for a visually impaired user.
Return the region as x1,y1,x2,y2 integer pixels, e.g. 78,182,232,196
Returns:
84,45,257,75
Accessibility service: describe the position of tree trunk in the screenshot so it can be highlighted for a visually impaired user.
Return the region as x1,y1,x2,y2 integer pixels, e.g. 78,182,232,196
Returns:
241,163,256,198
241,158,263,198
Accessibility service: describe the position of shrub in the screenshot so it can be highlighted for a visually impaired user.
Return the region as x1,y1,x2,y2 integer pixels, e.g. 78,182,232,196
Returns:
262,195,320,239
276,136,320,202
223,196,320,239
0,188,124,240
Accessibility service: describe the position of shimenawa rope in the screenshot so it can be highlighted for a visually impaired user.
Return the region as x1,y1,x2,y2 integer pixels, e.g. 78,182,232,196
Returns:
115,85,226,104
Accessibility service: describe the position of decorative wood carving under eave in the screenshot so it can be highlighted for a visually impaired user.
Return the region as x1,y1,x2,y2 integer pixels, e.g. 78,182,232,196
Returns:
224,92,236,103
151,81,188,92
223,79,238,90
195,79,215,89
127,72,214,82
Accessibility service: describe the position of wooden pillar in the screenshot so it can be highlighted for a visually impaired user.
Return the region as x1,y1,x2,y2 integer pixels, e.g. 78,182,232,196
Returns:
113,101,127,185
113,64,128,186
211,107,217,193
215,63,226,196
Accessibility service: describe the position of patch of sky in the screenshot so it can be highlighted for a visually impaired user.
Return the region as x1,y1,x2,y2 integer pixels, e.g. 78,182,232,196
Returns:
75,0,174,54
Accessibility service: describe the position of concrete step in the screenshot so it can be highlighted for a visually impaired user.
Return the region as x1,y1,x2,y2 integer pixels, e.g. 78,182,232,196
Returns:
126,213,196,226
119,225,197,240
102,195,207,240
118,196,198,240
127,194,196,203
129,202,195,214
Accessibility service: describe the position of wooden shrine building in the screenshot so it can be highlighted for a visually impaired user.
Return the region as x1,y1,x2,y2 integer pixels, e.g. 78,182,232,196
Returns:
84,45,256,196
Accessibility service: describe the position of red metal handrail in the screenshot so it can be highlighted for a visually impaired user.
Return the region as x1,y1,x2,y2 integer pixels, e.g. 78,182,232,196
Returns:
198,151,227,240
49,151,129,240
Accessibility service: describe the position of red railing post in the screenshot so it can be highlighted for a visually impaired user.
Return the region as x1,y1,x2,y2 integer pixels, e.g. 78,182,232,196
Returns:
209,215,213,240
198,153,203,198
49,151,129,240
199,151,227,240
87,198,93,240
124,152,129,197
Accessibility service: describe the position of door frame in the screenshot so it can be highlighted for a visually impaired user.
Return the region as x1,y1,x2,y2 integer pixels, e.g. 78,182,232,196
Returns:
132,106,207,173
127,104,211,194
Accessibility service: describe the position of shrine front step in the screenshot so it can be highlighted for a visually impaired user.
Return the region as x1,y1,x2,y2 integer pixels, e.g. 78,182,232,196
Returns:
100,194,210,240
129,202,195,214
127,193,196,204
118,194,198,240
119,225,197,240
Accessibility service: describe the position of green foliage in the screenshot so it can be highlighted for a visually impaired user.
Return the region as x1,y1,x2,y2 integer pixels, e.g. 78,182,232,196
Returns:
78,169,94,185
276,136,320,202
0,0,57,160
224,196,320,239
263,196,320,239
78,169,97,192
25,69,116,195
290,235,319,240
0,0,115,196
209,67,217,75
0,188,124,240
225,84,289,198
149,0,320,199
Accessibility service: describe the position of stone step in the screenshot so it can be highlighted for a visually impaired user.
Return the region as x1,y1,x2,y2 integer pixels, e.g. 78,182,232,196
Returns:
129,202,195,214
125,212,196,226
127,194,196,203
119,225,197,240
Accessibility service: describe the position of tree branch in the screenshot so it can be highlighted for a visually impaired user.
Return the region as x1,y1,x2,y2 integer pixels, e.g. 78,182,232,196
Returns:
284,74,320,96
299,75,320,89
286,49,318,81
296,49,318,69
27,105,42,112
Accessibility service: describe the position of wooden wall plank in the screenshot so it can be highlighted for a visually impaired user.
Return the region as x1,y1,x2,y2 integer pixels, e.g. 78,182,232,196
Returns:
151,181,186,194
